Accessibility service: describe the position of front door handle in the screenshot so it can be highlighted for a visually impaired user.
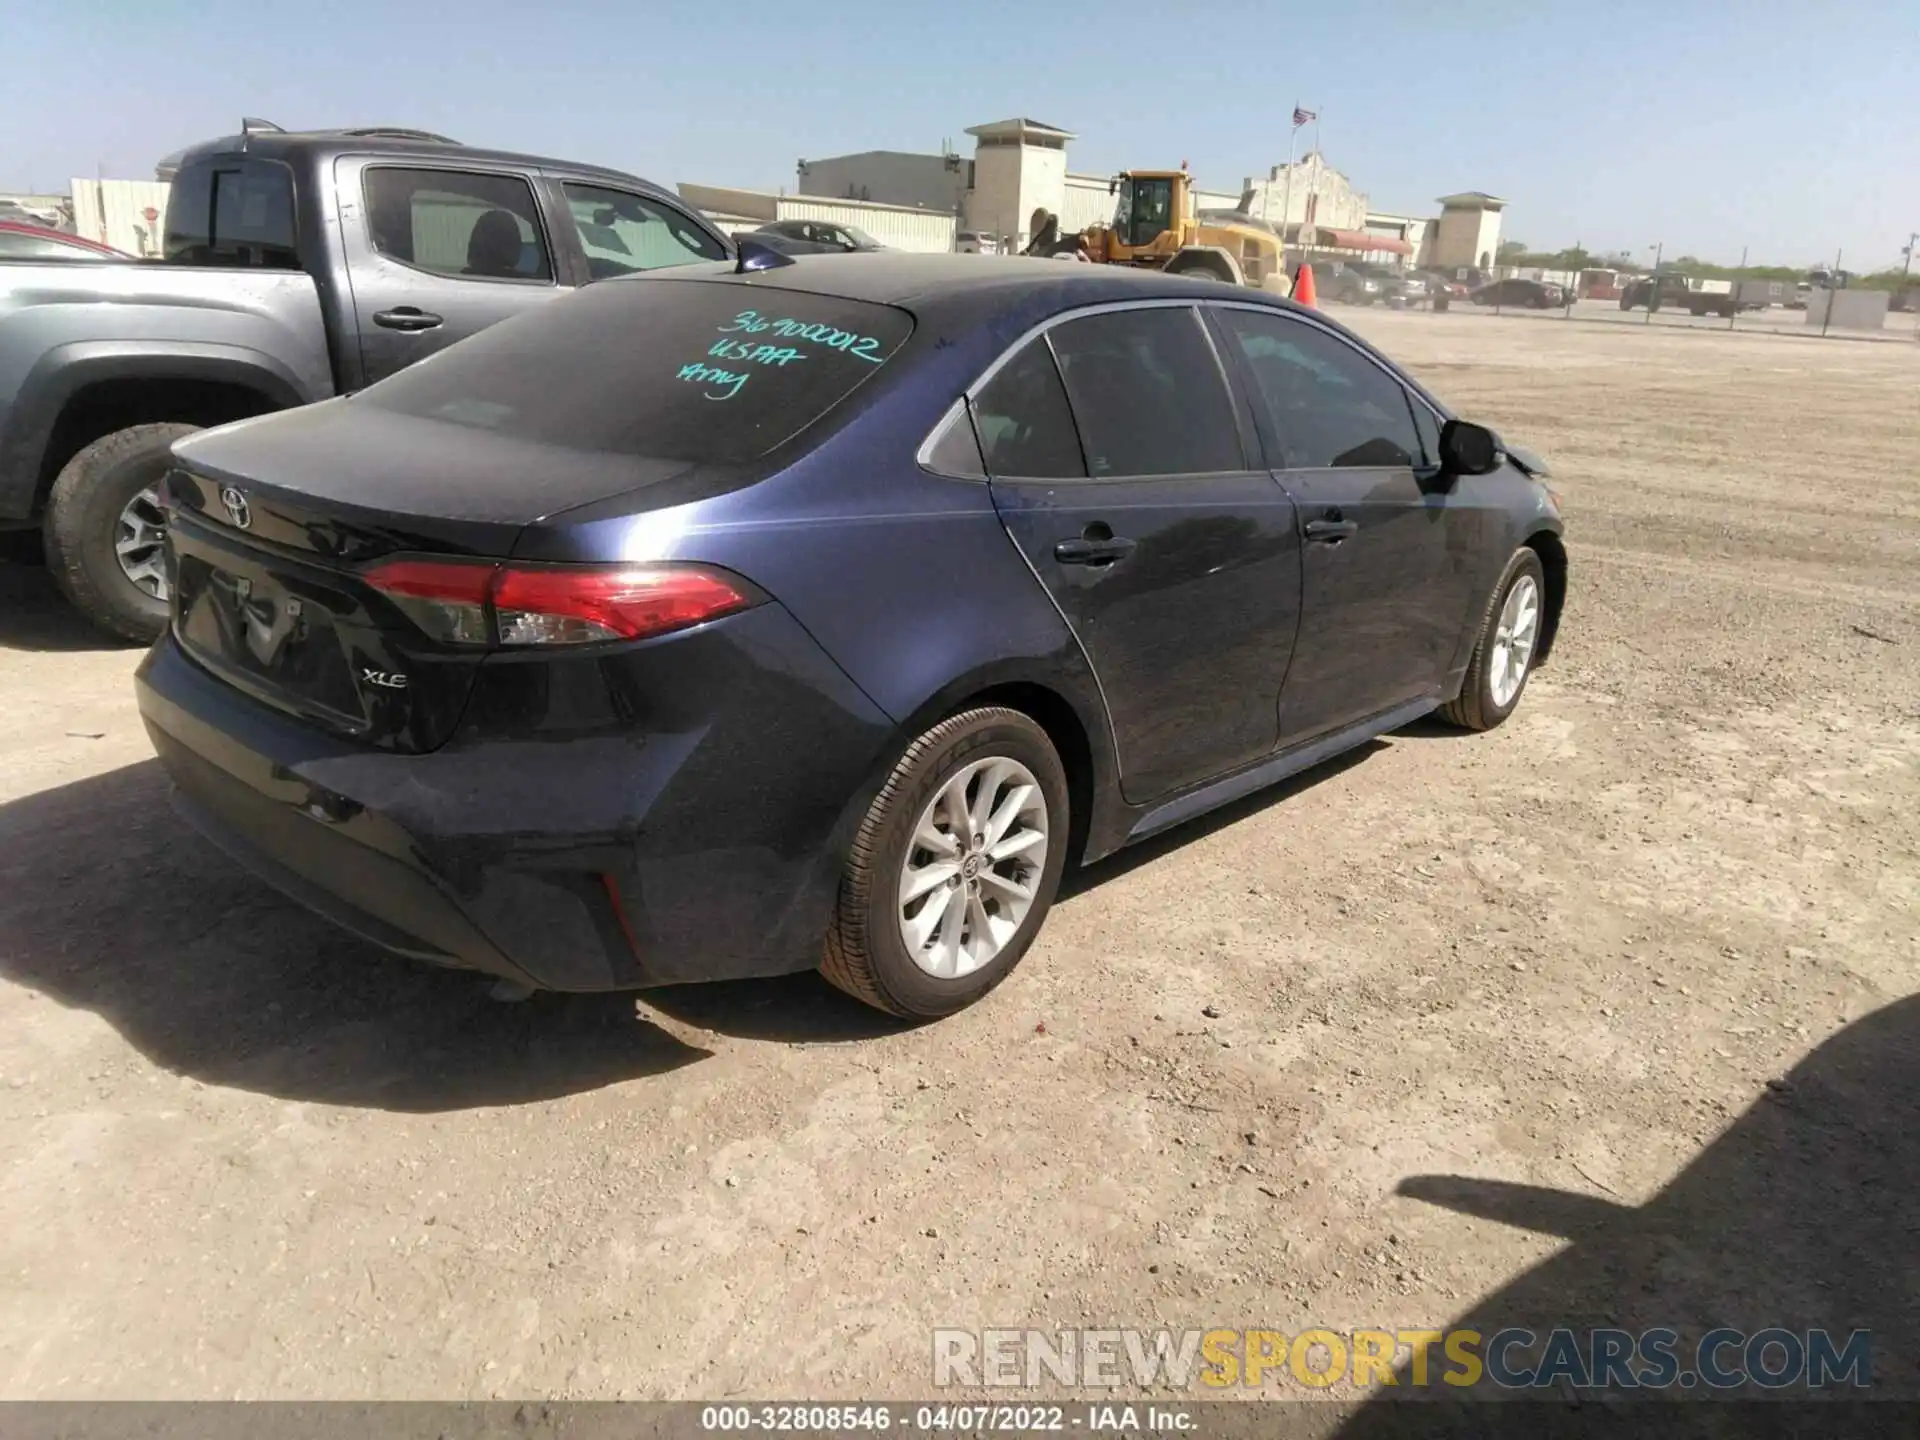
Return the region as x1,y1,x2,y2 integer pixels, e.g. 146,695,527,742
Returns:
1053,536,1137,566
373,306,444,332
1303,518,1359,543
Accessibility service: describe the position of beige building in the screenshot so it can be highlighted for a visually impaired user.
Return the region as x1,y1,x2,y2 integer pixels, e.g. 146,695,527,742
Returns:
786,122,1506,264
1427,192,1507,271
795,118,1240,252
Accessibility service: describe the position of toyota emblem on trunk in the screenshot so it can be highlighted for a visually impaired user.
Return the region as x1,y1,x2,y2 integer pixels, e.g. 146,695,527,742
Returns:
219,485,252,530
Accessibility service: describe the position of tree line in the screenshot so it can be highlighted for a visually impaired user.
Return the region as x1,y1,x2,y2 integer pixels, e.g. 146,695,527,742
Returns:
1494,240,1916,290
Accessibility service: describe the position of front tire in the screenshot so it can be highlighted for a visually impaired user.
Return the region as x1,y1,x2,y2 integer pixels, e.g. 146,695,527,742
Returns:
1438,549,1546,732
821,707,1070,1019
45,422,198,643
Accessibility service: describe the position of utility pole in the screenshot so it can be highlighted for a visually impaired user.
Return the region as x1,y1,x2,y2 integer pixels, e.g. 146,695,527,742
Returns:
1904,232,1918,276
1646,241,1662,324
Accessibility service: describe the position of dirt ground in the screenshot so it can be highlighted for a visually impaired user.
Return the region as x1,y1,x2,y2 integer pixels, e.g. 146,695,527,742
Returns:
1,311,1915,1412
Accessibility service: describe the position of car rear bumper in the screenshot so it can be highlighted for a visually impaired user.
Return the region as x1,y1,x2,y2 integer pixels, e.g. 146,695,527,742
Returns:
134,607,899,992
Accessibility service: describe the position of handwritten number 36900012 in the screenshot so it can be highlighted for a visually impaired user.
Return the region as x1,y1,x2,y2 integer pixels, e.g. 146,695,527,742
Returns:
675,309,887,403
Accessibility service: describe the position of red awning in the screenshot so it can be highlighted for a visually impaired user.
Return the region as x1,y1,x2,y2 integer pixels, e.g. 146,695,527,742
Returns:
1317,228,1413,255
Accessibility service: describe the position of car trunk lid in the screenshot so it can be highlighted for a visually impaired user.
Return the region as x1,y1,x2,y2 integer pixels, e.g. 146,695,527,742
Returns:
164,403,693,752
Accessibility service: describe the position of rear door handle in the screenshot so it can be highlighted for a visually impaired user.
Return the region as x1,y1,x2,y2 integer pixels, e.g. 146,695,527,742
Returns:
1053,537,1137,566
1303,519,1358,543
373,307,444,332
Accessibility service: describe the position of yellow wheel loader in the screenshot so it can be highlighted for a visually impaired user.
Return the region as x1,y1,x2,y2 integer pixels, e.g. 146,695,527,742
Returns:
1078,169,1292,296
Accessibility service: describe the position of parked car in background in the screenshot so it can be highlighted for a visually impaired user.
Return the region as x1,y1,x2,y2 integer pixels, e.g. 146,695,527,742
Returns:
1619,274,1771,317
1392,270,1431,303
0,221,127,260
748,218,889,255
136,254,1566,1022
0,120,730,641
954,230,1002,255
1417,269,1472,300
1314,259,1390,305
1312,259,1425,306
1472,277,1567,309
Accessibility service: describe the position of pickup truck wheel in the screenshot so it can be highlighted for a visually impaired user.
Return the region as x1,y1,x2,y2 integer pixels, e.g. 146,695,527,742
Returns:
45,422,198,644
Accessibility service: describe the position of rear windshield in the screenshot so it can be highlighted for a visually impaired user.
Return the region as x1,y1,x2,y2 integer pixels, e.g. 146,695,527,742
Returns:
359,278,914,464
164,157,299,269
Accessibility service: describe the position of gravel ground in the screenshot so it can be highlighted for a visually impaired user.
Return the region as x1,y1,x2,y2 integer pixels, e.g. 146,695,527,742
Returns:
0,311,1914,1412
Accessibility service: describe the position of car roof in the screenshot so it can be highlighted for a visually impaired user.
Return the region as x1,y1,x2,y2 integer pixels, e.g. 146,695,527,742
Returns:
639,252,1308,318
167,128,667,197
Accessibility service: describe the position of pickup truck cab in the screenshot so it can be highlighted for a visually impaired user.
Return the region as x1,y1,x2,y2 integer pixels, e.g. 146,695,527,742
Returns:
0,122,731,639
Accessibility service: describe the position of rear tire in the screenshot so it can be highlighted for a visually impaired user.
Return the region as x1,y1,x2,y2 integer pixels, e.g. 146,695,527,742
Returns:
1169,256,1233,284
821,707,1070,1019
45,422,198,643
1438,549,1547,732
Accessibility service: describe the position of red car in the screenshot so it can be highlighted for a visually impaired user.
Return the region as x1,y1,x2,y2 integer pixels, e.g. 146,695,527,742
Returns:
0,221,128,260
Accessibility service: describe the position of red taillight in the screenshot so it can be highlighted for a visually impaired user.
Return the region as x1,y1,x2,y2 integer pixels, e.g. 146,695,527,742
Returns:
363,559,757,648
491,566,752,646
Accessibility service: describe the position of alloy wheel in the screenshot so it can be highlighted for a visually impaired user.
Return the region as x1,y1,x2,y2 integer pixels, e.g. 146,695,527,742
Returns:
1489,572,1540,707
897,756,1049,979
115,486,170,602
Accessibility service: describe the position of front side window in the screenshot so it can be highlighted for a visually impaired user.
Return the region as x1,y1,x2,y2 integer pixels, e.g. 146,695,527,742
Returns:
562,182,725,281
1218,309,1421,470
164,158,297,268
363,168,552,282
971,338,1084,479
1047,307,1242,477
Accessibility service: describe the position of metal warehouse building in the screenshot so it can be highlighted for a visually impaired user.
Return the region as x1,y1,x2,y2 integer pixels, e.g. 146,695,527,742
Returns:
677,183,957,253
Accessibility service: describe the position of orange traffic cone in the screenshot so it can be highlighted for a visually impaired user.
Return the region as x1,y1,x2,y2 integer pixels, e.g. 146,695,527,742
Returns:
1293,262,1317,307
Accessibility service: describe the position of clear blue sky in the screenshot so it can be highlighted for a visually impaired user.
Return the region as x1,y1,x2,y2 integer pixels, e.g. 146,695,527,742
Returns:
6,0,1916,269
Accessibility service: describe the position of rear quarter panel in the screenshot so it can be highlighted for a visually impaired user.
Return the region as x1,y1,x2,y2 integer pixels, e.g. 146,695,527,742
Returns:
513,320,1125,859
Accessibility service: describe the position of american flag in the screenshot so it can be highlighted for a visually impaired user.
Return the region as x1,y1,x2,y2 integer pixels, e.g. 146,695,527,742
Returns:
1293,106,1317,127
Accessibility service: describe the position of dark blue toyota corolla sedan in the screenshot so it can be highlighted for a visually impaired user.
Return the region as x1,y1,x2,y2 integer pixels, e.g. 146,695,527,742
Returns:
134,254,1565,1019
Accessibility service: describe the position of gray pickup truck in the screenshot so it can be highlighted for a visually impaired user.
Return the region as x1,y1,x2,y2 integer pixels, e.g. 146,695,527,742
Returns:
0,121,731,639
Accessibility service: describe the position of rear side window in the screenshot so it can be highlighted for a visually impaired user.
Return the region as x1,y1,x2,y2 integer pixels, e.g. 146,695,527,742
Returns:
1219,309,1421,469
163,158,298,268
971,338,1084,478
562,182,726,281
1047,308,1243,477
360,282,912,464
364,168,552,282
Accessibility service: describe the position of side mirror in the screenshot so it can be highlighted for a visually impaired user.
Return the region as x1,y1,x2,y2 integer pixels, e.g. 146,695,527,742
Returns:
1439,419,1503,477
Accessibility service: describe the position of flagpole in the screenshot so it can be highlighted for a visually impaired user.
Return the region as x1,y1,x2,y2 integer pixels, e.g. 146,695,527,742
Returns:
1305,107,1323,250
1277,102,1299,244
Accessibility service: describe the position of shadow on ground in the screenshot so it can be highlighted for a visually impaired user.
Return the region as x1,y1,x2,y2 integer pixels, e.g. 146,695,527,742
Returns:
1331,995,1920,1437
0,760,715,1111
0,706,1426,1105
1059,739,1387,900
0,557,135,654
